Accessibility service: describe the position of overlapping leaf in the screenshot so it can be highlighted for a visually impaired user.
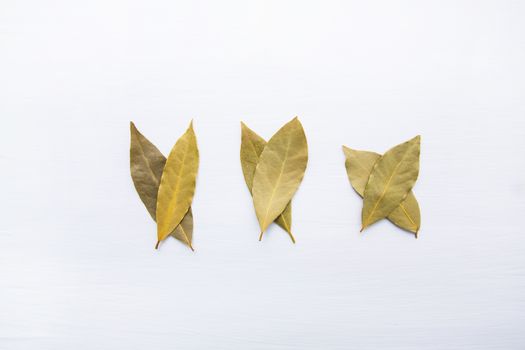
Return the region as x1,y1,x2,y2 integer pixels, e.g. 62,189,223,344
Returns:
240,122,294,242
343,146,420,235
360,136,420,231
129,122,194,248
251,118,308,240
156,121,199,249
130,122,166,220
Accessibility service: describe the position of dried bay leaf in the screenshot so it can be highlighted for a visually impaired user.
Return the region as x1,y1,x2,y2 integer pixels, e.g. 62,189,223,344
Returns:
240,122,266,191
129,122,194,248
342,146,421,235
130,122,166,220
252,117,308,239
155,121,199,249
171,207,194,246
361,136,421,231
392,193,421,236
342,147,380,199
240,122,294,242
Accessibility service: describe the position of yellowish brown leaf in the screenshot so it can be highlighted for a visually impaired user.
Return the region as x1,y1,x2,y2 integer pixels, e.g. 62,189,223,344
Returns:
156,121,199,249
129,122,195,247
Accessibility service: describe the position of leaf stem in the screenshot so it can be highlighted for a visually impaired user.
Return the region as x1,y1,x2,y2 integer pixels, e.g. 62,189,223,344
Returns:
259,232,264,241
155,240,160,249
287,231,296,244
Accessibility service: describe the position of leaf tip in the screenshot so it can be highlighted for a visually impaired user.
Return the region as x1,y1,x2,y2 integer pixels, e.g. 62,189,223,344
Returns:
286,230,296,244
290,116,301,125
130,121,137,132
240,121,249,132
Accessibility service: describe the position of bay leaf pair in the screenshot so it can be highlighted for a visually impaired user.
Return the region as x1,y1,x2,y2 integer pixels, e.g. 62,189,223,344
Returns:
343,136,421,237
130,121,198,250
240,118,309,243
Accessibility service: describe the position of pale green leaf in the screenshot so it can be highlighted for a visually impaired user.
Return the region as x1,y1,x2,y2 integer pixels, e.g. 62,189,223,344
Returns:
361,136,421,231
343,146,421,234
252,117,308,238
240,122,294,242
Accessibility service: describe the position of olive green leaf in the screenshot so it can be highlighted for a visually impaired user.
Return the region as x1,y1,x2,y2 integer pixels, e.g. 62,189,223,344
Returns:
361,136,421,231
130,122,166,220
240,122,294,243
171,207,194,246
252,117,308,239
342,146,421,235
129,122,194,247
156,121,199,249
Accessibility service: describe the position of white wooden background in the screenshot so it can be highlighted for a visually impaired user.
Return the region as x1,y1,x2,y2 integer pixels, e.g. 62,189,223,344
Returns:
1,1,525,349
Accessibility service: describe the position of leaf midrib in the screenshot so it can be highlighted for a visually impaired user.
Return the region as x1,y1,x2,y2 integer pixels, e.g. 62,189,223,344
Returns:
261,135,292,230
399,203,417,229
162,138,190,239
364,148,411,226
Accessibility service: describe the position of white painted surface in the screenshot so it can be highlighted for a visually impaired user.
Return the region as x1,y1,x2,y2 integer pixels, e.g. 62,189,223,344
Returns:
1,1,525,349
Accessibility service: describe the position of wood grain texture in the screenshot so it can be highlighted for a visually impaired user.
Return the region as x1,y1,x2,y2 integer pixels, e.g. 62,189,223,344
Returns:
2,1,525,349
